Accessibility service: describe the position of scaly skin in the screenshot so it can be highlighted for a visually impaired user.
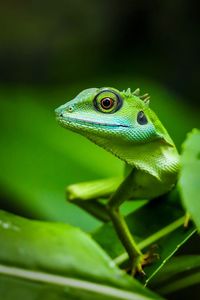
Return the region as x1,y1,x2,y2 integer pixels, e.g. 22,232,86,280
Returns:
55,87,180,274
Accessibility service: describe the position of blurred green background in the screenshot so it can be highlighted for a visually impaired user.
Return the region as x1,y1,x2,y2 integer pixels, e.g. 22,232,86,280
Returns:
0,1,199,232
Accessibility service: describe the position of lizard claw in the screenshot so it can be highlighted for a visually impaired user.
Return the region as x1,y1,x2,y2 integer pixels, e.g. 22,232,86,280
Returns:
128,245,160,277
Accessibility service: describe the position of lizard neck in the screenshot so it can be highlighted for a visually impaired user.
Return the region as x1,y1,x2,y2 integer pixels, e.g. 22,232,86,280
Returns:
88,135,180,181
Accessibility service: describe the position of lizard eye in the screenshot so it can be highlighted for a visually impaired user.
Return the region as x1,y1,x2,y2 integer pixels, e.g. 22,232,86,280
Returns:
94,90,122,113
137,111,148,125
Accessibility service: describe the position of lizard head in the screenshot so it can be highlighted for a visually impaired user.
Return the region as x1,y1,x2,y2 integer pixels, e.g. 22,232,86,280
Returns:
55,87,178,176
55,87,171,145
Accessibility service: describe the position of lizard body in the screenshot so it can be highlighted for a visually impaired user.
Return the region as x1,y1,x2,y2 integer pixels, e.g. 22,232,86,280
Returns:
55,87,180,274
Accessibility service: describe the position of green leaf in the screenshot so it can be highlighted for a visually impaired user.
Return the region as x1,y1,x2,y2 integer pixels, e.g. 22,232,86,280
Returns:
143,224,195,285
149,255,200,295
179,129,200,230
0,209,160,300
92,191,196,284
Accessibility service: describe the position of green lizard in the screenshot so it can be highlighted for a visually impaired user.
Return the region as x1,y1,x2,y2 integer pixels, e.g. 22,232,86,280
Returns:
55,87,180,274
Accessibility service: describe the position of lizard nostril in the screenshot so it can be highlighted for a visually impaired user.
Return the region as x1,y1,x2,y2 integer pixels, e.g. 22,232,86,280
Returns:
68,106,73,112
60,113,63,117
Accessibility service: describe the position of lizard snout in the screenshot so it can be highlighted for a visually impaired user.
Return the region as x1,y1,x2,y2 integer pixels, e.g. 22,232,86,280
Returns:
55,106,64,118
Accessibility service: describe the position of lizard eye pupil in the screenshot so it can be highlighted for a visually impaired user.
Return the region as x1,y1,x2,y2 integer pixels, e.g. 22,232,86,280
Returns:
137,111,148,125
101,97,114,109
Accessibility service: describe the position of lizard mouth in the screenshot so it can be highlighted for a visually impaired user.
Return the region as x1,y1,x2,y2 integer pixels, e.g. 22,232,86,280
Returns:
56,116,129,128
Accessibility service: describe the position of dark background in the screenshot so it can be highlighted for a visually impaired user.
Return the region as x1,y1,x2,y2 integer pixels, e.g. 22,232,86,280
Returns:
0,0,199,104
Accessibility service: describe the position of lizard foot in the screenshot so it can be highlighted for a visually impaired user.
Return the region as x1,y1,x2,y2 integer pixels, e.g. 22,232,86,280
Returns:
142,244,160,266
129,245,160,276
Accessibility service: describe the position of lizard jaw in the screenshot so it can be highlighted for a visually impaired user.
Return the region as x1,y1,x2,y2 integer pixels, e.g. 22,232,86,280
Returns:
56,114,129,130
